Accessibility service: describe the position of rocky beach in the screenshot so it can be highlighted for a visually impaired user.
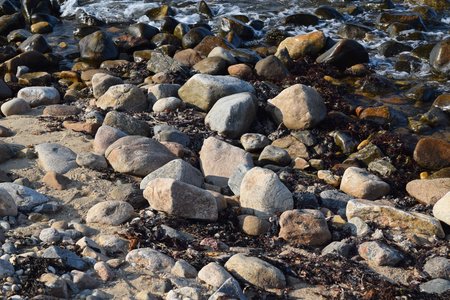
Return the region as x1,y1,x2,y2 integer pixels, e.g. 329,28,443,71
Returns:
0,0,449,299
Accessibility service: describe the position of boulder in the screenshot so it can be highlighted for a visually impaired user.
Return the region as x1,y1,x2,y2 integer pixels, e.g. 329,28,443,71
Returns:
91,73,123,98
1,98,31,116
86,201,134,225
340,167,390,200
433,191,450,226
413,137,450,170
316,39,369,69
79,31,118,62
240,167,293,218
205,92,256,138
17,86,60,107
276,31,326,60
358,241,403,266
126,248,175,273
103,111,151,137
105,136,176,177
406,178,450,205
198,262,234,288
144,178,217,221
93,125,127,155
18,34,50,53
255,55,288,81
268,84,326,130
178,74,255,111
35,143,78,174
279,209,331,246
199,137,253,187
346,199,445,238
0,182,49,213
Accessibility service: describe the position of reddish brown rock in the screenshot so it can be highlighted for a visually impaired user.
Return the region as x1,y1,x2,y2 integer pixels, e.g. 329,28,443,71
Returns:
413,137,450,170
227,64,253,80
63,121,101,135
43,171,71,190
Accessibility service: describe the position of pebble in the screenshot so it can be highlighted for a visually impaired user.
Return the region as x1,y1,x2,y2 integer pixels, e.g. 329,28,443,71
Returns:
346,217,372,237
143,178,218,221
340,167,390,200
279,209,331,246
39,273,69,298
240,167,293,218
240,133,270,152
197,262,234,288
86,201,134,225
346,199,445,238
35,143,78,174
105,135,176,177
238,215,271,236
71,270,100,290
171,259,197,278
1,98,31,116
96,235,129,255
225,253,286,290
39,228,62,243
358,241,403,266
17,86,60,107
319,189,353,214
94,261,114,281
140,159,204,190
268,83,327,130
0,125,13,137
126,248,175,273
152,97,182,112
258,145,291,166
406,178,450,205
322,241,353,258
199,136,253,187
43,104,81,116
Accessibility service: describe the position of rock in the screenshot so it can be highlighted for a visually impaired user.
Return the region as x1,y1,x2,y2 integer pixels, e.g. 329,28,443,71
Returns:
91,73,123,99
347,217,372,237
423,256,450,279
407,0,449,11
279,209,331,246
1,98,31,116
268,84,326,130
0,79,12,99
86,201,134,225
284,13,319,26
240,133,270,152
144,178,218,221
0,12,23,36
0,141,14,164
42,171,71,190
200,137,253,187
93,125,127,155
39,228,61,243
429,37,449,76
419,278,450,295
240,167,293,218
35,143,78,174
340,167,390,200
198,262,234,288
182,26,214,49
173,49,203,67
220,16,254,40
147,84,180,103
358,241,403,266
225,254,286,289
368,157,397,177
0,259,15,278
315,6,344,20
193,56,228,75
228,164,252,196
96,84,148,113
171,259,197,278
276,31,326,60
406,178,450,205
208,47,236,64
316,39,369,70
43,104,81,116
322,241,353,257
18,34,50,53
258,145,291,166
178,74,255,112
320,190,353,214
103,111,151,137
17,86,60,107
338,23,372,39
0,188,18,216
126,248,175,273
228,63,253,79
0,126,13,137
94,261,114,281
146,51,185,74
433,191,450,225
154,127,190,146
238,215,271,236
414,137,450,170
209,278,245,300
348,143,383,165
140,159,203,190
0,182,49,212
76,152,108,171
128,22,159,40
346,199,445,238
255,55,288,81
63,121,101,135
152,97,182,113
42,246,88,270
205,92,256,138
0,50,52,75
79,31,118,62
39,273,69,298
71,270,99,290
379,41,412,57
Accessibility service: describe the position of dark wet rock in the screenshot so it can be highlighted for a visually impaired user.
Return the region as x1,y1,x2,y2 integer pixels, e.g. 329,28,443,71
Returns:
194,35,234,56
160,16,179,34
377,12,426,30
332,131,357,154
0,13,23,35
429,37,450,76
103,111,151,137
433,93,450,111
19,34,51,54
414,137,450,170
348,143,383,165
151,32,181,48
316,39,369,70
407,0,450,11
337,23,372,39
265,28,291,46
7,29,30,43
220,16,254,40
379,41,412,57
0,0,18,16
182,26,213,49
128,22,159,40
284,13,319,26
73,25,100,38
146,4,175,20
406,83,440,102
21,0,60,24
230,48,261,65
315,6,344,20
368,157,397,177
173,22,190,40
79,31,118,62
198,0,214,18
255,55,288,81
249,19,264,30
75,10,104,26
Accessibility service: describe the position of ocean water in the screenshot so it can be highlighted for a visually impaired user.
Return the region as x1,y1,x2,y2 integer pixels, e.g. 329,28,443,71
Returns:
56,0,449,85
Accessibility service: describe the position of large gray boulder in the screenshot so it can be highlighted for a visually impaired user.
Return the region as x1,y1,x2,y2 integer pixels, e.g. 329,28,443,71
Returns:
35,143,78,174
178,74,255,111
205,92,256,138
